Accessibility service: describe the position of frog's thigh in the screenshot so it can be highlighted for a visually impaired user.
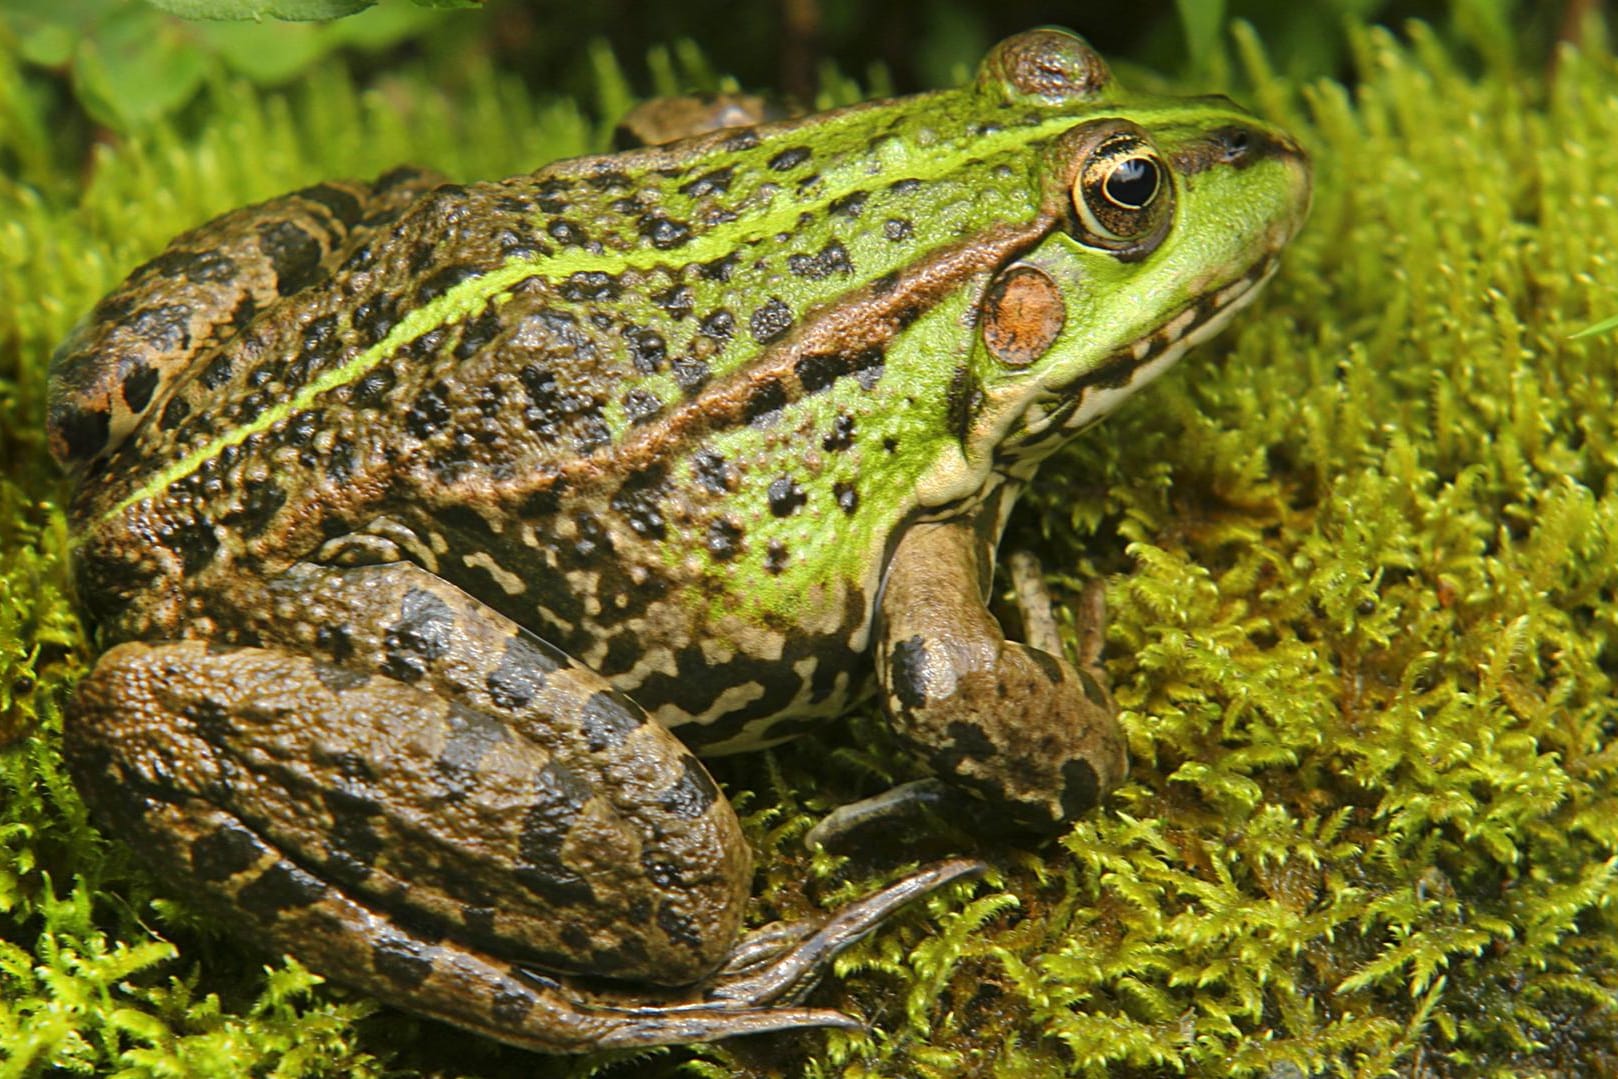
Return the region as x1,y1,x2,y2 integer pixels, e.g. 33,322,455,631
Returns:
69,563,751,988
875,519,1128,832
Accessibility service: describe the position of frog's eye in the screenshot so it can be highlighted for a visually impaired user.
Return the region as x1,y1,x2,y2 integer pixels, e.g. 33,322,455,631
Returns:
1072,133,1172,253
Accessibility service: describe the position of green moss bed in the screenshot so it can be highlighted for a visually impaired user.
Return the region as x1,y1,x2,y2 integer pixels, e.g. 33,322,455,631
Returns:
3,18,1617,1079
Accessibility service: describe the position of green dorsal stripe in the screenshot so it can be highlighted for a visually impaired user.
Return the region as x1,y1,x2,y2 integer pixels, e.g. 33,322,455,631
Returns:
108,113,1094,520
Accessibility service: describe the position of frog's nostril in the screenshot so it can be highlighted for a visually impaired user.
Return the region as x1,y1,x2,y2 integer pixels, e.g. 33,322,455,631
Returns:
1219,126,1251,162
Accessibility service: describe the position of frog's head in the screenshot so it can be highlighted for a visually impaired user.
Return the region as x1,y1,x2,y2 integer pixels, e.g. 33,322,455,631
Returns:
961,28,1313,470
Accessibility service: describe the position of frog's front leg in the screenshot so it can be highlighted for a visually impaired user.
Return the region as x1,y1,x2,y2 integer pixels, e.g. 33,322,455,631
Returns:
66,560,974,1052
875,519,1128,832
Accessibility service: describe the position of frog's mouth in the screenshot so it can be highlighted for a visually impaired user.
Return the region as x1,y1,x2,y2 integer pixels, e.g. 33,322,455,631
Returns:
999,256,1279,464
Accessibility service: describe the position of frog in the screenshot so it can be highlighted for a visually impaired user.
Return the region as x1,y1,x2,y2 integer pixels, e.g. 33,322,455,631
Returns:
46,28,1311,1053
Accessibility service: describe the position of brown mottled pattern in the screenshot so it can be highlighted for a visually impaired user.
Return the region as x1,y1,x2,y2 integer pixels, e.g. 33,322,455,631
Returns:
66,113,1062,746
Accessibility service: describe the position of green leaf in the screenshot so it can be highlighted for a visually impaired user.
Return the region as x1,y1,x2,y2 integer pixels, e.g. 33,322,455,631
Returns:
71,8,209,129
144,0,377,20
1175,0,1226,72
1570,313,1618,339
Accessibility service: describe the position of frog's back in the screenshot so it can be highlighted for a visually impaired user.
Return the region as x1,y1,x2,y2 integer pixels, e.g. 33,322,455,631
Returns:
54,85,1074,748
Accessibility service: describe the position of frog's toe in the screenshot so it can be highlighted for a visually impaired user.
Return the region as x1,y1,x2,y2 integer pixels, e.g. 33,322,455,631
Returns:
706,858,985,1006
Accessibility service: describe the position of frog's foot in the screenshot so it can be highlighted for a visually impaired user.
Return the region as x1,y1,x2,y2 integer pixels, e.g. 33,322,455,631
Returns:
874,519,1128,833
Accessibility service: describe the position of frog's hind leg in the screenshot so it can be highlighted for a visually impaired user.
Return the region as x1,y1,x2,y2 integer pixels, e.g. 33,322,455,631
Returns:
66,560,974,1050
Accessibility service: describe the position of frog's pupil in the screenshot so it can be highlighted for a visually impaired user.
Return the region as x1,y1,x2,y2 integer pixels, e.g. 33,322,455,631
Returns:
1104,156,1159,208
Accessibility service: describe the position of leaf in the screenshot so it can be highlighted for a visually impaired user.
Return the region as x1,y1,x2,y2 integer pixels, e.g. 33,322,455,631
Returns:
1175,0,1226,72
1570,313,1618,339
144,0,377,20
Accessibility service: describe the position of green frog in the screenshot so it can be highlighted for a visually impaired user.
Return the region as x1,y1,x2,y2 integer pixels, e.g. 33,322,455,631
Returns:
47,29,1310,1052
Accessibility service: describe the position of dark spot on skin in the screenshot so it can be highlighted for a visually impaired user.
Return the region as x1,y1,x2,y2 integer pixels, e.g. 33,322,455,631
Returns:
351,292,399,343
559,270,619,302
706,517,744,561
1026,647,1065,686
312,661,368,691
640,215,692,250
120,362,160,412
749,297,794,344
200,353,233,389
516,762,596,905
889,177,922,195
415,263,483,304
672,356,710,393
189,823,263,882
436,704,511,789
1059,758,1102,819
722,128,760,152
599,632,640,678
884,218,915,242
699,309,735,343
371,934,434,991
547,219,588,246
54,405,110,461
822,413,855,452
890,635,930,710
492,989,533,1025
406,381,453,440
183,248,238,283
692,449,731,494
322,787,384,886
786,240,855,280
624,327,666,373
159,517,219,576
257,220,324,295
698,252,739,281
1077,669,1110,708
653,285,695,320
159,395,190,430
349,364,396,408
610,465,670,539
768,146,811,171
795,347,882,395
944,364,982,443
743,379,787,426
586,168,633,191
946,720,997,760
572,512,613,560
871,271,899,296
659,755,719,820
641,852,683,888
622,387,664,425
679,166,733,198
764,540,788,575
221,481,286,539
381,588,455,683
486,632,562,710
854,348,885,389
883,436,898,453
657,903,704,951
299,182,363,227
518,478,565,520
316,623,354,662
453,312,501,362
767,476,806,517
237,861,327,919
580,690,645,752
829,190,869,218
834,482,859,514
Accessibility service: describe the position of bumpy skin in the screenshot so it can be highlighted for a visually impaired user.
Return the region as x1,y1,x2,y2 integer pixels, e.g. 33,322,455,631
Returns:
50,29,1311,1052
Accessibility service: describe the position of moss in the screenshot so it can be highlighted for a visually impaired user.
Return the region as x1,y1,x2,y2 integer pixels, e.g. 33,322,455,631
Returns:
3,17,1617,1079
